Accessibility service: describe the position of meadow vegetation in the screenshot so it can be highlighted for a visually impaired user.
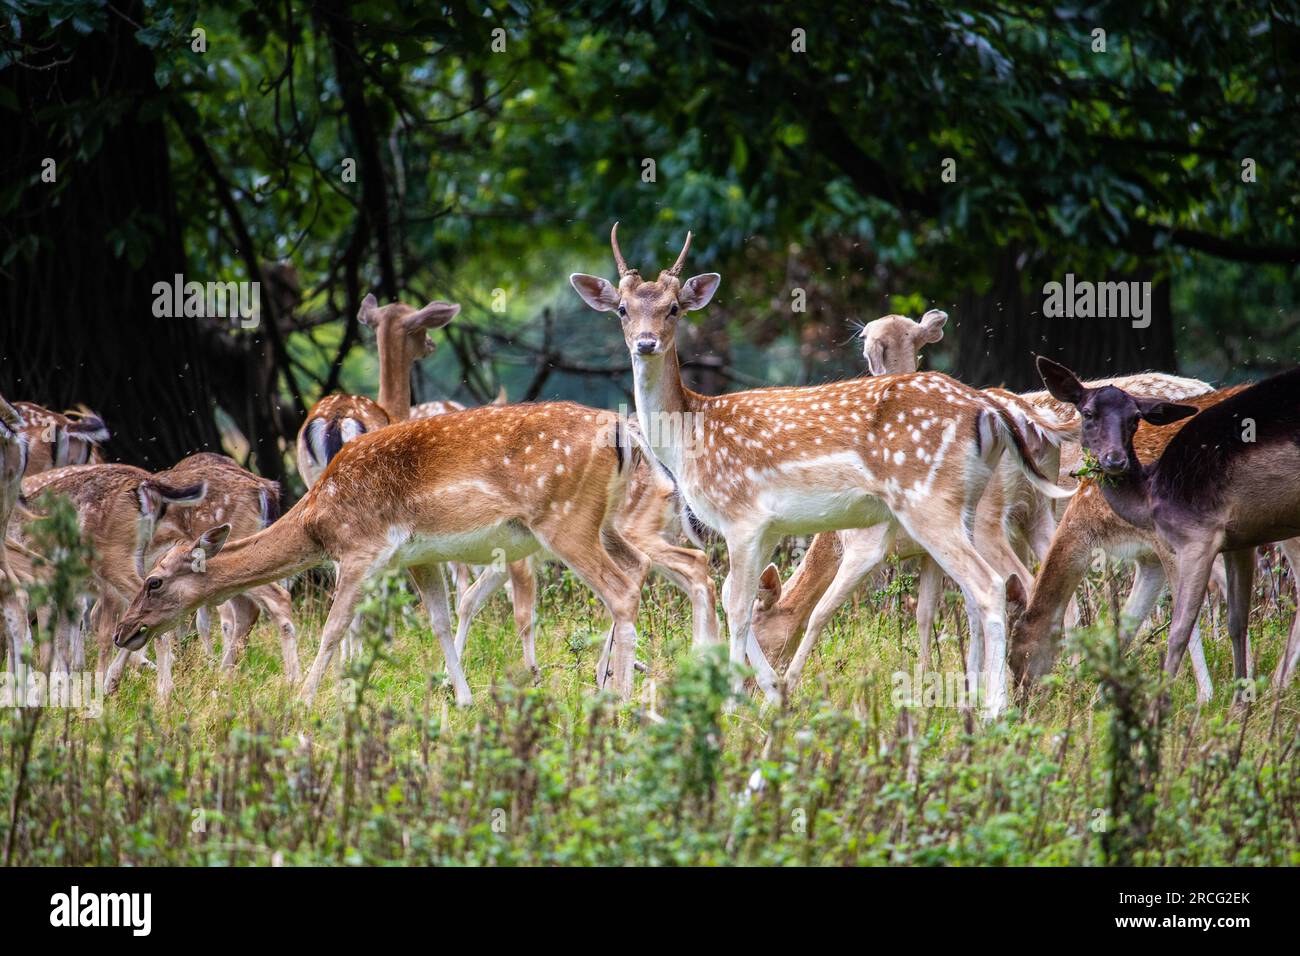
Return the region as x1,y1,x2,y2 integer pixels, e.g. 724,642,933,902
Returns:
4,522,1298,866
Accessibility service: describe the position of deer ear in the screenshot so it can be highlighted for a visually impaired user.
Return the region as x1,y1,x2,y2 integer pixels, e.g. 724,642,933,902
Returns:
756,563,783,611
914,309,947,344
358,293,380,329
678,273,720,312
1036,356,1087,406
0,396,25,434
137,483,163,519
196,523,232,560
569,274,621,312
403,300,460,333
864,339,887,377
1133,397,1198,426
1005,573,1028,615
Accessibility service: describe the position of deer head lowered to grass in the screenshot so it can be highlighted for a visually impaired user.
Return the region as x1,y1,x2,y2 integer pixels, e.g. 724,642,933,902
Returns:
113,401,672,707
1034,356,1300,705
571,224,1072,716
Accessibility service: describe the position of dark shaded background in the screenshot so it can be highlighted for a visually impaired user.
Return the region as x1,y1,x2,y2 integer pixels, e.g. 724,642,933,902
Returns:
3,1,1298,494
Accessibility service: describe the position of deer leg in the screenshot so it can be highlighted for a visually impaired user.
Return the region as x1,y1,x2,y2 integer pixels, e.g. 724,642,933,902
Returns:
915,556,943,672
720,531,781,703
1272,538,1300,690
299,561,371,706
71,595,90,671
2,590,30,675
1223,547,1255,691
959,585,984,694
453,563,510,658
195,605,215,657
450,561,474,607
251,583,300,684
218,596,260,672
155,631,175,703
52,612,75,674
540,520,644,700
507,559,538,674
1163,547,1219,691
642,540,720,648
784,523,894,692
1119,555,1166,647
408,563,473,707
1188,618,1213,705
902,517,1009,718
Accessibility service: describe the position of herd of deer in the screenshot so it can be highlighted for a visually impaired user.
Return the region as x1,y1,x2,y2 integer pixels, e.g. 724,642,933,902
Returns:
3,225,1299,719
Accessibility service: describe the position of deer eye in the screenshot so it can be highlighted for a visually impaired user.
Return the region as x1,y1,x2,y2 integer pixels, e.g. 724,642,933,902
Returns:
617,304,627,317
669,303,679,316
147,577,163,592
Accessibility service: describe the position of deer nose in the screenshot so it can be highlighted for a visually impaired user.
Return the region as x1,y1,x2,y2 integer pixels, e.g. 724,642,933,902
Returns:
635,335,660,355
1099,450,1128,473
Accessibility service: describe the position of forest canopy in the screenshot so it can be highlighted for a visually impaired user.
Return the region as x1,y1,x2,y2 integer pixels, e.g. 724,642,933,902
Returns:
2,0,1298,491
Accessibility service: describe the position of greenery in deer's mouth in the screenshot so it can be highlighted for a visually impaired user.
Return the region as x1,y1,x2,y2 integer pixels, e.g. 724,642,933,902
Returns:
1071,450,1118,487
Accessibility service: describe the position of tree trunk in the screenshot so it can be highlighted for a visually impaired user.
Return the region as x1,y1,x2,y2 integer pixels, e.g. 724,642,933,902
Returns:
953,251,1177,390
0,10,221,468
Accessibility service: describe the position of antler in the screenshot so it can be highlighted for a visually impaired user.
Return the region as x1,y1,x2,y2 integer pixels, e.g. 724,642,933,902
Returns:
610,222,632,277
666,231,693,277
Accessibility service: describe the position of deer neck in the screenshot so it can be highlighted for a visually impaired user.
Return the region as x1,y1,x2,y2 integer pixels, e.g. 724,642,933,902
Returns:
376,341,413,422
196,519,322,607
631,346,696,475
1097,449,1155,531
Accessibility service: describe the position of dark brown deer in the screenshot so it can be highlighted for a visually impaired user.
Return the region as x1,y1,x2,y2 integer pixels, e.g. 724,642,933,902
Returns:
1035,357,1300,703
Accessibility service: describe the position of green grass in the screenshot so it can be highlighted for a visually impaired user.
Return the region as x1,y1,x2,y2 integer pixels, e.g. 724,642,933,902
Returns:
3,560,1300,866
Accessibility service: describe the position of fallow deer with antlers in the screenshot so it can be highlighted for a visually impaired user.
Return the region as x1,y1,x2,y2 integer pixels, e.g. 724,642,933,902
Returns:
571,226,1072,715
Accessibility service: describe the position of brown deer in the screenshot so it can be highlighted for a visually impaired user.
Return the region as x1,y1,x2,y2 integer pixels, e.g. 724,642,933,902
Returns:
570,225,1071,715
1033,358,1300,705
295,294,460,488
15,464,208,681
144,453,299,684
113,403,662,706
13,402,110,474
296,293,464,660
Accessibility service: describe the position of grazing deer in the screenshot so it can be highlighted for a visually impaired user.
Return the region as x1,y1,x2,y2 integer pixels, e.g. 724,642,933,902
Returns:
13,402,110,474
145,453,299,685
113,403,661,706
295,294,460,488
1034,358,1300,705
1,396,31,672
15,464,208,682
296,294,463,660
570,225,1071,715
